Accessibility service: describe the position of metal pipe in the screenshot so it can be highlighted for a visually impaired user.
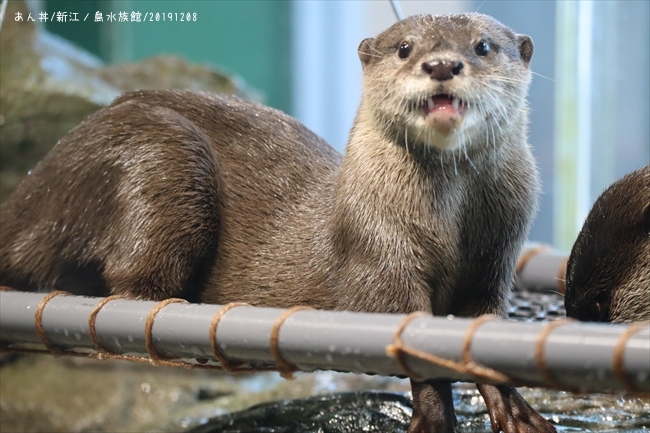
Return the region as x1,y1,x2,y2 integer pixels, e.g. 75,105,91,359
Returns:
1,291,647,394
515,243,568,293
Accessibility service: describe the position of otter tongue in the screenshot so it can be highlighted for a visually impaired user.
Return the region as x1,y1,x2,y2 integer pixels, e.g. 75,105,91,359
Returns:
429,95,452,111
426,95,461,115
425,95,463,134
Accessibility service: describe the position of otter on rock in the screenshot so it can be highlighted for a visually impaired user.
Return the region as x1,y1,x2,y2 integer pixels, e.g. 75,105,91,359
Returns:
0,13,555,433
565,165,650,323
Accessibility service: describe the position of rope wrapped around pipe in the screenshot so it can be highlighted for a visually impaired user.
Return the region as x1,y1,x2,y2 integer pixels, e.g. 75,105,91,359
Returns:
0,291,647,396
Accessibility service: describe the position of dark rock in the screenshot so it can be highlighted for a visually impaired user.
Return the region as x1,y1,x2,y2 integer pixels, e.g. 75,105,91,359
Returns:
187,391,412,433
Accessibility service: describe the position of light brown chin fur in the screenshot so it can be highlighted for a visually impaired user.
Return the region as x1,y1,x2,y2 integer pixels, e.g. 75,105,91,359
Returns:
428,118,462,136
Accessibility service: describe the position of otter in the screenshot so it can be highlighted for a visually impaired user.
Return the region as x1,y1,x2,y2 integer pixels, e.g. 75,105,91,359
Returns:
565,165,650,323
0,13,555,433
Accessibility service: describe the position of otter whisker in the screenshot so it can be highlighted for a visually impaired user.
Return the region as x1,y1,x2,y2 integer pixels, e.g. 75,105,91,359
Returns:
404,128,409,153
440,151,445,176
531,71,554,82
464,137,479,174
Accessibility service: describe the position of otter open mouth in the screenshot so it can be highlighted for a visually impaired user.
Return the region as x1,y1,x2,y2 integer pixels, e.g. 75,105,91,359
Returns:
420,94,465,116
408,94,467,136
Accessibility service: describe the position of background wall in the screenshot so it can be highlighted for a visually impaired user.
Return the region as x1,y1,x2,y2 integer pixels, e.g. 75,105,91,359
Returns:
44,0,293,113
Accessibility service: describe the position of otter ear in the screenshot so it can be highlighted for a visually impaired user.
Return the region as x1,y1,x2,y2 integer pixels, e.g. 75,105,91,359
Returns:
358,38,376,67
516,34,533,66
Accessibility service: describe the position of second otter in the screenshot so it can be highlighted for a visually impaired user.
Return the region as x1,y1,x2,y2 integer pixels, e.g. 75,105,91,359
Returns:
0,14,554,433
565,165,650,323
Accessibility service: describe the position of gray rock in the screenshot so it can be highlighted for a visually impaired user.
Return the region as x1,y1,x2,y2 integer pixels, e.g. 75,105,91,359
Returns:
0,0,253,203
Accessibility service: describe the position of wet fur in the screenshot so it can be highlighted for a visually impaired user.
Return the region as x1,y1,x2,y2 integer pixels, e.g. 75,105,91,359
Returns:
0,13,554,433
565,165,650,323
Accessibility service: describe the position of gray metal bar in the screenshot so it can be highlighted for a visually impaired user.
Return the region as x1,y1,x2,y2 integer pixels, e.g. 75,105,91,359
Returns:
1,291,647,393
515,243,568,292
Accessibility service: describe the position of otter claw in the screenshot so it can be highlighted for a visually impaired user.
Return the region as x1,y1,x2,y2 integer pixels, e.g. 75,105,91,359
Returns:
477,384,557,433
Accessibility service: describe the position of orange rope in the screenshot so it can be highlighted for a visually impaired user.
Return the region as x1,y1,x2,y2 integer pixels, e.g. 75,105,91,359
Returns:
209,302,251,373
613,321,650,394
34,291,72,355
270,306,314,379
534,319,576,391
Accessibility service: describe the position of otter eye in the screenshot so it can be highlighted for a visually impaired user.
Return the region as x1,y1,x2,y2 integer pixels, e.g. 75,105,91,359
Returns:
398,41,412,59
475,40,490,56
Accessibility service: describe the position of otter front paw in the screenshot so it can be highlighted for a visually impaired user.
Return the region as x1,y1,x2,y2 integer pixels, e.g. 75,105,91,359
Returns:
477,384,556,433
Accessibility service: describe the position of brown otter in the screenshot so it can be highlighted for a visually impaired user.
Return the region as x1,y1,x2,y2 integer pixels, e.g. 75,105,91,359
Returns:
565,165,650,323
0,13,554,433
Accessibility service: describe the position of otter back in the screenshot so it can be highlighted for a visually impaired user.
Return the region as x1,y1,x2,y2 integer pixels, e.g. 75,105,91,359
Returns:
0,90,340,304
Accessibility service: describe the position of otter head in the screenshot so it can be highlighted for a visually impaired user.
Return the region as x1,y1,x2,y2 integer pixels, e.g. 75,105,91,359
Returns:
357,13,533,153
565,166,650,323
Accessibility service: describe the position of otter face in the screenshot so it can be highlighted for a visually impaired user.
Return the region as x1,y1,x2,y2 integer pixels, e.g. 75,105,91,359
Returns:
358,13,533,153
565,166,650,323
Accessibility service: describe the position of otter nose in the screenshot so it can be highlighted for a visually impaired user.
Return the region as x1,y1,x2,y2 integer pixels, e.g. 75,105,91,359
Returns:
421,60,464,81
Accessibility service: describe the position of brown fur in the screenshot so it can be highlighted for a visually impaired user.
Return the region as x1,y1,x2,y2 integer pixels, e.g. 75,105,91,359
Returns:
0,13,554,433
565,165,650,323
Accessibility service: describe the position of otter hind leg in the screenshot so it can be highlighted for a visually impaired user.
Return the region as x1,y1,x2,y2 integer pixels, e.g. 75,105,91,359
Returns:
0,103,223,302
100,107,223,301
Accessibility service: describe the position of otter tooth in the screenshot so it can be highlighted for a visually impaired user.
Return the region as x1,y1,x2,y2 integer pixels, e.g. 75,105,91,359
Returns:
426,97,435,111
452,97,460,111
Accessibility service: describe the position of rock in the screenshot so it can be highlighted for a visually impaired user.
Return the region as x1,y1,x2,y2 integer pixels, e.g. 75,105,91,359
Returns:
187,391,413,433
0,354,409,433
0,0,254,203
